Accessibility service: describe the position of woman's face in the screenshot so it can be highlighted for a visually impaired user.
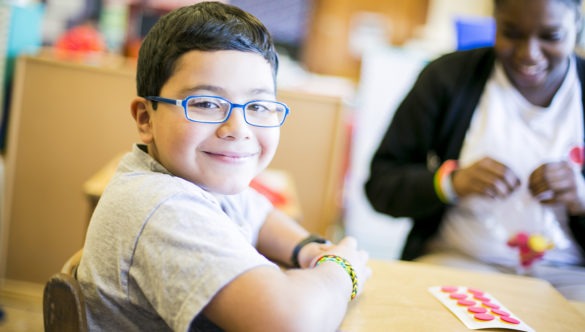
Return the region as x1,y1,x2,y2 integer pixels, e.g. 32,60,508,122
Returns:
494,0,579,98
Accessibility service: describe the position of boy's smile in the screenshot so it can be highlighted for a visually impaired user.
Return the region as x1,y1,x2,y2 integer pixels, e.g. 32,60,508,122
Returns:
133,50,280,194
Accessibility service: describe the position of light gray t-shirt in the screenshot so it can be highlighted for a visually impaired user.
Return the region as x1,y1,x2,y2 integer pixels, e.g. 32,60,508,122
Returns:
77,144,277,331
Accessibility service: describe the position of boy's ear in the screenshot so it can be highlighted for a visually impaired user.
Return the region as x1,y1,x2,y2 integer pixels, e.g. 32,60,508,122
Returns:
131,97,154,143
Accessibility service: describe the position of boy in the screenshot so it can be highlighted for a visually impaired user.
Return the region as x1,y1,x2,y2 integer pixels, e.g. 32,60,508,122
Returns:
77,2,370,331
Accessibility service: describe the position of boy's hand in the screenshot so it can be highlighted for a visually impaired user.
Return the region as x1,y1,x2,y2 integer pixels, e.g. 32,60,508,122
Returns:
452,157,520,199
529,161,585,215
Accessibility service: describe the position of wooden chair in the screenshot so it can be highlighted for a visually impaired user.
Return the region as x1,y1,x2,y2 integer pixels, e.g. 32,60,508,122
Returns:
43,249,88,332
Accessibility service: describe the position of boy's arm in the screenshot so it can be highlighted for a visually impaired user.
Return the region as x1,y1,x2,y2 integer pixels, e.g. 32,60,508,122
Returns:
255,209,330,268
203,237,370,332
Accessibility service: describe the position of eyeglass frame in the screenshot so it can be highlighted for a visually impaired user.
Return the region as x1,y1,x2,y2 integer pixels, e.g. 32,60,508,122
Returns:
145,95,290,128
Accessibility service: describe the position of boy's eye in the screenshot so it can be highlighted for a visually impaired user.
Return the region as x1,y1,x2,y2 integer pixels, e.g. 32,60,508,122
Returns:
190,100,221,109
247,103,270,113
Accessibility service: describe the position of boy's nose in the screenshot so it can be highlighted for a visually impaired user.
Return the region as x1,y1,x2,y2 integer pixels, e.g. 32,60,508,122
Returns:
217,107,251,139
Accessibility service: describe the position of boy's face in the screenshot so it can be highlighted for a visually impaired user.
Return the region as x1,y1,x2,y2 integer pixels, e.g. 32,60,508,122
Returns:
132,50,279,195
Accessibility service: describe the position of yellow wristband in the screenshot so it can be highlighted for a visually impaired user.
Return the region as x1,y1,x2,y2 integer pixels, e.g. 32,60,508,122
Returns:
314,254,358,301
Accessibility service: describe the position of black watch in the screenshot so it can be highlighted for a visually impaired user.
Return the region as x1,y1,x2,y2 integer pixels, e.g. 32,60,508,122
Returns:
291,234,328,268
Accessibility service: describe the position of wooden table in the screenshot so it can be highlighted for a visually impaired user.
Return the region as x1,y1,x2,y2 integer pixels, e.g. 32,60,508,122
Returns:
340,260,585,331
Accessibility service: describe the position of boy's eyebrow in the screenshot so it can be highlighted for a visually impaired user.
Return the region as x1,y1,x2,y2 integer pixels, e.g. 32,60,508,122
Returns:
178,85,223,96
180,85,275,96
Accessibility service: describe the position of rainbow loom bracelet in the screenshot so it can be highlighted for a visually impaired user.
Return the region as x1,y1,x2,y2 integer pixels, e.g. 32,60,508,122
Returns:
315,254,358,300
433,159,458,203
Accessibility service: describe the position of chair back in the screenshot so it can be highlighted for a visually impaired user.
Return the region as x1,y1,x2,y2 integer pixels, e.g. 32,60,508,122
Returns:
61,249,83,276
43,250,88,332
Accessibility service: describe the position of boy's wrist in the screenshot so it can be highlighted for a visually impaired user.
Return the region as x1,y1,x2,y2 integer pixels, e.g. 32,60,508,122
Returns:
291,234,328,268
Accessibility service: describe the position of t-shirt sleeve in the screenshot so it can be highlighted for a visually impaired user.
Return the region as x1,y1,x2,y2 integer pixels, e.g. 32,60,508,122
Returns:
231,187,275,245
128,191,277,331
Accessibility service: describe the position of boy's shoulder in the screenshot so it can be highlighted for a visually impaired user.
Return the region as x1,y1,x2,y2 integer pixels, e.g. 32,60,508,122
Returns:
106,145,218,205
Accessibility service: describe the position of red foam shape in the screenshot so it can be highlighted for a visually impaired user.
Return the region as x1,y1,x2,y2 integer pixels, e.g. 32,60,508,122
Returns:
474,313,495,321
500,316,521,324
468,306,487,314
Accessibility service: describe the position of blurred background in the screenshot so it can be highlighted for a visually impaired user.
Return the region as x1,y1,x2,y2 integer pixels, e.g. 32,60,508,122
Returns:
4,0,585,329
2,3,585,328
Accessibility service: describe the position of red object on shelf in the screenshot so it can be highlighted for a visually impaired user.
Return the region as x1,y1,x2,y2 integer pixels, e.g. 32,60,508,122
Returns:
55,24,106,54
250,178,289,207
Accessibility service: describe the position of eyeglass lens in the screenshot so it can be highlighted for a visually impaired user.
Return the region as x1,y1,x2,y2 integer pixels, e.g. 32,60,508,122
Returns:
185,96,286,126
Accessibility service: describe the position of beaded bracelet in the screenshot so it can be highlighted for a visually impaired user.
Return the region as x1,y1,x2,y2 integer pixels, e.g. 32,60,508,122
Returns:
314,254,358,301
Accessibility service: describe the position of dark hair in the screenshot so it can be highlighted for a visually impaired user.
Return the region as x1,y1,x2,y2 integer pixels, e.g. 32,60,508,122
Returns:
494,0,583,11
136,1,279,98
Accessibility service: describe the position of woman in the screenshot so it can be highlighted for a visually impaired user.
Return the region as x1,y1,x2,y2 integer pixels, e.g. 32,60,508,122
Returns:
366,0,585,300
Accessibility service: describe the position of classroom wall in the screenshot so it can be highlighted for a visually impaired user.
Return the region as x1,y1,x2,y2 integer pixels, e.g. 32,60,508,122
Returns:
302,0,430,81
420,0,492,51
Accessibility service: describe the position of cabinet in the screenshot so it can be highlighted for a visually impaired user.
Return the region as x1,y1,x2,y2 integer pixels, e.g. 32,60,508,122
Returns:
2,53,138,283
1,52,349,283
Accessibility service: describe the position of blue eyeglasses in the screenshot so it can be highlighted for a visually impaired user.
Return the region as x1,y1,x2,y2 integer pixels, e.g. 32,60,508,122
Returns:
146,95,290,128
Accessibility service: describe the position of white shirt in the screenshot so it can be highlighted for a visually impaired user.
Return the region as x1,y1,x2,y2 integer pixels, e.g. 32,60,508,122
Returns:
436,58,585,267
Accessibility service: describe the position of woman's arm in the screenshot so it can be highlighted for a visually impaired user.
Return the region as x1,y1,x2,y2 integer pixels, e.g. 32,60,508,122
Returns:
365,60,448,218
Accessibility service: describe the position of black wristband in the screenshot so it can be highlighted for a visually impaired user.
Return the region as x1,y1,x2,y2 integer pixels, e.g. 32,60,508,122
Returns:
291,234,328,268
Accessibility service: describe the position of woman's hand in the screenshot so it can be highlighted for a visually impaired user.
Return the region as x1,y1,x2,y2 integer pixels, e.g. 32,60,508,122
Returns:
452,157,520,199
529,161,585,215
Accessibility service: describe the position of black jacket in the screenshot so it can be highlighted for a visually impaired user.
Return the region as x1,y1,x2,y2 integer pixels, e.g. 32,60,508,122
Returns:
365,47,585,262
